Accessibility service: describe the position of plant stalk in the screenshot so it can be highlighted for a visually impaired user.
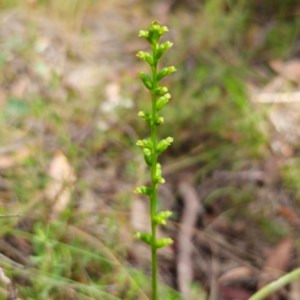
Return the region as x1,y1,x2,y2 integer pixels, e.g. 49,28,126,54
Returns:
150,52,158,300
136,21,175,300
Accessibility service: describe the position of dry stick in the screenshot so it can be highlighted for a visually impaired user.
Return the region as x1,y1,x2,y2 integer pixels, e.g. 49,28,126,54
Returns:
208,243,221,300
0,214,21,218
249,268,300,300
177,181,203,298
0,267,18,300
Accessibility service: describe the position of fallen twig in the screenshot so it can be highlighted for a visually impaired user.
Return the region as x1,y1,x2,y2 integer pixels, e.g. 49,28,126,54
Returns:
177,181,203,298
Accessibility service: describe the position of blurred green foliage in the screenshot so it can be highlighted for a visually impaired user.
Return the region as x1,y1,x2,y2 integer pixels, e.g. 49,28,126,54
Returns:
0,0,299,299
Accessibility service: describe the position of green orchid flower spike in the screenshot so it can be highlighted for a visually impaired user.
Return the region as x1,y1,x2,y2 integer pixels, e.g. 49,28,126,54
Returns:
134,20,176,300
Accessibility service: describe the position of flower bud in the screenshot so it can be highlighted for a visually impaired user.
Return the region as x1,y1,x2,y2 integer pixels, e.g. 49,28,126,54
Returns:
156,137,174,153
138,110,152,126
147,21,162,44
157,66,177,81
153,211,172,225
143,148,153,166
156,237,173,249
138,30,149,39
136,51,154,65
136,139,153,149
149,20,161,31
156,41,173,59
138,111,146,118
134,186,152,196
138,71,152,90
159,26,169,36
134,232,152,245
155,86,168,96
155,177,165,184
156,117,164,125
155,163,162,177
156,93,171,111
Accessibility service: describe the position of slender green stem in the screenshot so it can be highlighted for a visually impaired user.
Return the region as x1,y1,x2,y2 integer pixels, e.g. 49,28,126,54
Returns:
150,49,158,300
249,268,300,300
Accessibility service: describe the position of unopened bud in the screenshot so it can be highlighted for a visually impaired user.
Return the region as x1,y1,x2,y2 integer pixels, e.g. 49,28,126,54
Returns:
155,163,162,177
143,148,153,166
134,232,152,245
156,137,174,153
136,139,153,149
156,177,165,184
134,186,152,196
156,117,164,125
138,71,152,90
156,41,173,59
155,86,168,96
136,51,154,65
156,93,171,111
157,66,177,81
138,30,149,39
156,237,173,249
138,111,152,127
153,211,172,225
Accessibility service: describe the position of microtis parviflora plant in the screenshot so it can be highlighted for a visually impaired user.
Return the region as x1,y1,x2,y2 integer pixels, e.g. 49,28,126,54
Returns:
132,20,300,300
134,21,176,300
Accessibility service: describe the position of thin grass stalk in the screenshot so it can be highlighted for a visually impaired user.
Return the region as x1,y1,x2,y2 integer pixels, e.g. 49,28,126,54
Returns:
249,268,300,300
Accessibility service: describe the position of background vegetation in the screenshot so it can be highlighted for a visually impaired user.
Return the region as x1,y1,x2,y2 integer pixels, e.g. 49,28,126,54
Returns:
0,0,300,299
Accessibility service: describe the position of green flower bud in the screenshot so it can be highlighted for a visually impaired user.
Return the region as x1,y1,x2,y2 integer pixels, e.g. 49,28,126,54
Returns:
156,68,168,81
156,117,164,126
156,41,173,59
147,21,161,44
157,66,177,81
136,139,153,149
156,237,173,249
156,137,174,153
136,51,154,65
155,163,162,177
138,111,146,118
138,110,152,126
134,186,152,196
155,177,165,184
138,71,153,90
153,211,172,225
156,93,171,111
154,163,165,184
155,86,168,96
134,232,152,245
138,30,149,39
143,148,153,166
149,20,161,31
159,26,169,36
